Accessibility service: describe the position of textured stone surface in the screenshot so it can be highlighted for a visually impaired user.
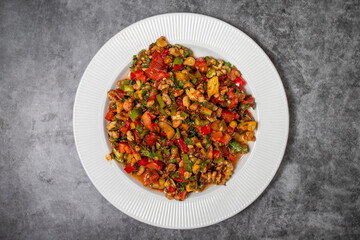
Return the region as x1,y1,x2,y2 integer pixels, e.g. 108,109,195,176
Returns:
0,0,359,239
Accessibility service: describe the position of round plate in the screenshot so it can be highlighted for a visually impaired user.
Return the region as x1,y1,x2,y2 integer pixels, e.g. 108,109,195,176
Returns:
73,13,289,229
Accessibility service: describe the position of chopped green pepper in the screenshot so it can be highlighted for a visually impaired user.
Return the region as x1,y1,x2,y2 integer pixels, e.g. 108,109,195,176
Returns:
173,57,183,65
199,107,212,116
156,94,166,109
129,108,142,121
229,141,249,153
113,148,124,163
182,154,192,172
206,68,216,78
140,129,149,139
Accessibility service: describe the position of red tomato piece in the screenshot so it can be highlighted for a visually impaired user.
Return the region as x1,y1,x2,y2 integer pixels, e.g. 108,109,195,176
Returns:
141,112,154,131
175,138,189,153
179,191,187,201
118,142,131,154
214,150,222,159
220,146,229,157
229,154,235,162
234,76,245,88
162,49,169,58
145,68,169,81
168,186,175,193
124,165,136,174
119,120,131,134
144,132,157,146
242,96,255,105
138,157,149,166
149,51,167,70
105,111,114,121
221,110,239,123
116,89,125,98
174,64,182,71
146,160,164,172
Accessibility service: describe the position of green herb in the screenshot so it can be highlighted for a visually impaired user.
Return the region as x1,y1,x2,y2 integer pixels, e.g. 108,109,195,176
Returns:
182,154,193,172
156,94,166,108
135,125,142,133
229,141,249,153
224,62,232,68
140,129,149,139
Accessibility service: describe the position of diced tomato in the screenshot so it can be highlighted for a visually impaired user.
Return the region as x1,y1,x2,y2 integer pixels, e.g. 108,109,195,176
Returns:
206,145,213,160
149,51,167,70
242,96,255,105
146,160,164,172
220,132,232,145
221,110,239,123
195,57,207,73
211,131,232,145
228,98,239,110
168,186,175,193
220,146,229,157
130,72,135,80
229,154,235,162
134,70,145,80
145,68,169,81
118,143,131,154
141,112,154,131
175,138,189,153
162,49,169,58
234,76,245,88
179,191,187,200
144,132,157,146
196,125,211,135
214,149,222,159
116,89,125,98
227,126,235,134
174,64,182,71
124,165,136,174
119,120,131,134
138,157,149,166
105,111,114,121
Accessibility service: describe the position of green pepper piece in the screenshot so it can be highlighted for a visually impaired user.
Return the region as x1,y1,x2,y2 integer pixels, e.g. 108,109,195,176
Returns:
206,68,216,78
129,108,142,121
173,57,183,65
123,84,134,92
224,62,232,68
113,148,124,163
182,154,192,172
156,94,166,109
229,141,249,153
140,129,149,139
199,107,212,116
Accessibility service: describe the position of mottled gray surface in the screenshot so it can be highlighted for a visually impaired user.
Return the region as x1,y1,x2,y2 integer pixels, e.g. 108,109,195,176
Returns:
0,0,359,239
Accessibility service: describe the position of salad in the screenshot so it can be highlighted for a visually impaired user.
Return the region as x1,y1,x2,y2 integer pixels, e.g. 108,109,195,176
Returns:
105,36,256,201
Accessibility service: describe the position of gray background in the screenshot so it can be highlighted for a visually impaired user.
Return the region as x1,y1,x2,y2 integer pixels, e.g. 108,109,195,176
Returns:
1,0,359,239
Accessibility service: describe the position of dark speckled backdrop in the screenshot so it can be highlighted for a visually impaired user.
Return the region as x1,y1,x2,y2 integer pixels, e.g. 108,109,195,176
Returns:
0,0,359,239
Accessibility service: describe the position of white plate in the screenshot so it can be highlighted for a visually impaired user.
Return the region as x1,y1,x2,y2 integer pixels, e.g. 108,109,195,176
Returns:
73,13,289,229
